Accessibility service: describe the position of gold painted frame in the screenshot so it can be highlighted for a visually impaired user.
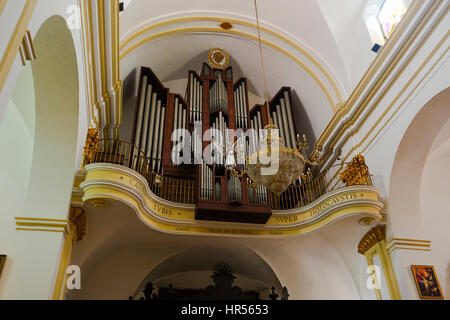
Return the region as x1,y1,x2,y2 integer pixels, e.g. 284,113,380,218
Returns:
411,265,443,300
0,255,6,279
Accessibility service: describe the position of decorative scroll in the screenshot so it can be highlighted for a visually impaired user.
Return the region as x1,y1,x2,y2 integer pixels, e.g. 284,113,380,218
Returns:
340,155,370,186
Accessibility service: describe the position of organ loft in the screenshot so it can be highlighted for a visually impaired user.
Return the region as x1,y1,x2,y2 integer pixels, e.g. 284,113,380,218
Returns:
126,49,305,224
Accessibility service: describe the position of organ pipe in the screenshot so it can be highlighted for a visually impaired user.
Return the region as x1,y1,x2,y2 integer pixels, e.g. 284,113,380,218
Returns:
134,76,148,148
133,66,302,221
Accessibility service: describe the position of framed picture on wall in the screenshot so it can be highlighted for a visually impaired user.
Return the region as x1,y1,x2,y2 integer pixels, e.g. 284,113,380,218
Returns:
411,265,444,299
0,255,6,279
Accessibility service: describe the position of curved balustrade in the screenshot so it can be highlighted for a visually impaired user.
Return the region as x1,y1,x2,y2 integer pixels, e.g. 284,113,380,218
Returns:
84,139,195,204
83,140,372,210
270,161,372,210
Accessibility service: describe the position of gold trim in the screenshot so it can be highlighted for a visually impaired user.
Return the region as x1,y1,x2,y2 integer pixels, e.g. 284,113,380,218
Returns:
69,207,86,240
119,15,343,104
358,225,386,255
387,238,431,244
389,247,431,253
207,48,230,69
80,164,383,238
97,0,111,138
111,0,122,139
15,217,68,223
0,0,37,94
386,238,433,253
0,0,7,16
79,0,100,128
120,27,337,110
16,222,67,228
389,242,431,248
26,30,36,59
14,217,68,233
15,228,65,233
324,29,448,177
366,241,402,300
18,46,25,66
52,224,75,300
316,1,446,166
346,31,449,161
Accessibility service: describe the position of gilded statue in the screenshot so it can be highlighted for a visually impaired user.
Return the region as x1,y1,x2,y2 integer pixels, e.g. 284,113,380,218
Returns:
82,128,100,166
340,154,370,186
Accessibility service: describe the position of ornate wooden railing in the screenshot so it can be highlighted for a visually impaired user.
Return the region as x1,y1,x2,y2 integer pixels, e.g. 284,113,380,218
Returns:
83,137,372,210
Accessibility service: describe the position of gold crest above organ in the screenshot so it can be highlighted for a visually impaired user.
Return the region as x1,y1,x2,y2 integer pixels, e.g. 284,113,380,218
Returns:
131,59,302,224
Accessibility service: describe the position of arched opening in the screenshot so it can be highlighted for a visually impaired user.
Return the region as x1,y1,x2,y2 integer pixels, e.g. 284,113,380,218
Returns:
24,15,79,220
389,87,450,297
0,15,80,299
131,245,282,300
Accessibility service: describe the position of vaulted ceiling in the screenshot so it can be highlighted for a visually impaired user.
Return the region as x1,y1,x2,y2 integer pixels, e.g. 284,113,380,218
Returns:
118,0,372,138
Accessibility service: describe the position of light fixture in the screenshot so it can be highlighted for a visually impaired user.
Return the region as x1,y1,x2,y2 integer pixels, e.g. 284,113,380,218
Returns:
236,0,322,195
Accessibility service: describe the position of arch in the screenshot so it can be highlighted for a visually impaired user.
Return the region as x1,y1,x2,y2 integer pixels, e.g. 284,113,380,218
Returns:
0,14,80,299
24,15,79,220
132,244,283,299
389,87,450,236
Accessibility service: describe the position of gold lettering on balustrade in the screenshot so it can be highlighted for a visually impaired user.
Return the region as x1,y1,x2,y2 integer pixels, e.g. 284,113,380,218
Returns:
129,179,144,193
309,192,359,217
153,204,173,216
271,192,362,225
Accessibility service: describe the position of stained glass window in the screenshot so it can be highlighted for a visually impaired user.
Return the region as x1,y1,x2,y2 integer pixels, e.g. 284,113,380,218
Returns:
378,0,408,39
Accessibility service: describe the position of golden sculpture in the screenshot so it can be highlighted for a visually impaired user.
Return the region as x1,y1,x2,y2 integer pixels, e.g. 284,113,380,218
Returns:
340,154,370,186
82,128,100,167
208,48,230,69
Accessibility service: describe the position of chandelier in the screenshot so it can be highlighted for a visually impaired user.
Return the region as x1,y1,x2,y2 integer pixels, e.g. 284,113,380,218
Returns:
227,0,322,195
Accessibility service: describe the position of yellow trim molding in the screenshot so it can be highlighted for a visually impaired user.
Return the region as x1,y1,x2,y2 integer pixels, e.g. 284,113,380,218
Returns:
386,238,432,253
121,27,337,110
52,224,75,300
79,163,383,238
316,1,447,168
15,217,68,233
120,15,343,105
0,0,37,95
359,226,402,300
0,0,8,16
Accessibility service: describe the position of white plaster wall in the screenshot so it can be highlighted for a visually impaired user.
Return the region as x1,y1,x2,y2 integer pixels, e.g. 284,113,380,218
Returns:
317,0,375,91
0,1,90,299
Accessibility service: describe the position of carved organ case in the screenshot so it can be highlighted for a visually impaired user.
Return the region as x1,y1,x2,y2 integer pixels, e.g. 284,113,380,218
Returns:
131,62,301,225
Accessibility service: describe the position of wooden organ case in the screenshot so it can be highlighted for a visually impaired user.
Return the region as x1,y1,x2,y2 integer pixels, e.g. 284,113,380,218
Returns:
131,63,301,225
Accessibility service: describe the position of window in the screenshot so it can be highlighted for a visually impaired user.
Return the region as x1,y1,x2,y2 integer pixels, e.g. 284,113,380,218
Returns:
363,0,410,51
378,0,408,39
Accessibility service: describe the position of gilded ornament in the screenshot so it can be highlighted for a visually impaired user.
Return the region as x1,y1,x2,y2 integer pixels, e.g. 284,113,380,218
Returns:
69,207,86,241
82,128,100,166
358,225,386,255
208,48,230,69
340,154,370,186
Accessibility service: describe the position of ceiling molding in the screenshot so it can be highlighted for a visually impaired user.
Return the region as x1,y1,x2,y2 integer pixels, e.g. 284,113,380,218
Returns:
119,15,346,111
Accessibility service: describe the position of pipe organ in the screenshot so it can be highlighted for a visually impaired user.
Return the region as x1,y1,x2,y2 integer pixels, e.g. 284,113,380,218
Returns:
131,62,301,224
234,79,249,129
132,71,167,174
